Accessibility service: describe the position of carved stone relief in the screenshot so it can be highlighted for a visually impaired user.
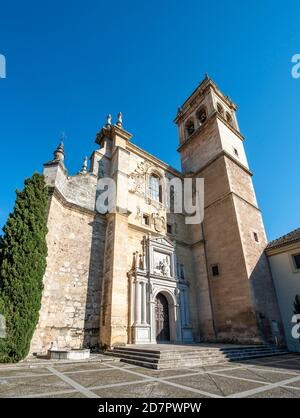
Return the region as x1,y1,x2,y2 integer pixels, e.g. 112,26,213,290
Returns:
153,251,171,277
153,213,166,233
128,160,151,196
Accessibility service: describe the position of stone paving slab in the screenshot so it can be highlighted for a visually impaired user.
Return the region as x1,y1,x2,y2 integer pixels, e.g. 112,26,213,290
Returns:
68,369,149,388
215,368,296,383
93,381,208,398
266,363,300,372
54,362,114,373
197,363,237,372
0,375,73,398
126,367,197,378
247,387,300,398
41,391,85,398
169,373,265,397
0,354,300,398
0,367,51,378
284,380,300,388
251,365,300,375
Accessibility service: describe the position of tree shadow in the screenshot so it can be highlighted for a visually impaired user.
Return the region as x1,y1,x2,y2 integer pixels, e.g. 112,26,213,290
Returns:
82,215,106,352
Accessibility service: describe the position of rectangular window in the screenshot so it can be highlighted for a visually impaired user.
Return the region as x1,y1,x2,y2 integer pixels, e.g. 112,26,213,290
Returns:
180,264,185,280
253,232,259,242
142,214,150,226
167,224,172,234
176,263,185,279
211,264,219,277
292,254,300,270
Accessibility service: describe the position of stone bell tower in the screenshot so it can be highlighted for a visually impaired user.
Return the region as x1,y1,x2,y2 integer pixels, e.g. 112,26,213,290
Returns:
175,75,284,344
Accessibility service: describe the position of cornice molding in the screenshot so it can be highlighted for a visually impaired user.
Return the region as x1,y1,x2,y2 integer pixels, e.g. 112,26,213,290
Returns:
204,189,261,214
266,240,300,256
188,149,253,179
127,141,182,178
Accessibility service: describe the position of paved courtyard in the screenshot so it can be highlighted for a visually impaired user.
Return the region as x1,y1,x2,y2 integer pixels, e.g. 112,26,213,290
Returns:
0,353,300,398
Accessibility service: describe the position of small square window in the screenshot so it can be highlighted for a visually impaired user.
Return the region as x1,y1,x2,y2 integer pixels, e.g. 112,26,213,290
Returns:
233,147,239,157
292,254,300,270
142,214,150,226
167,224,172,234
180,264,185,279
211,264,219,277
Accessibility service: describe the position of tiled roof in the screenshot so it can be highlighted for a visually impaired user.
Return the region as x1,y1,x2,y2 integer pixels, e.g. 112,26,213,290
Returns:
267,228,300,250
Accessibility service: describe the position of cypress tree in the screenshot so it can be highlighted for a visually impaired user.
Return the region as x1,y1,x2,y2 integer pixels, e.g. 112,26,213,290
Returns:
0,173,48,362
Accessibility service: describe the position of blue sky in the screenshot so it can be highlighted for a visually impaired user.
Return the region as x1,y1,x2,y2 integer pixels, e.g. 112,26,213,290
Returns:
0,0,299,241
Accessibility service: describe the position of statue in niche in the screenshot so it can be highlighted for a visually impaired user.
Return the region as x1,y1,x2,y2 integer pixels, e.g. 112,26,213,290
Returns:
139,254,144,270
147,283,153,295
132,251,139,270
135,207,142,222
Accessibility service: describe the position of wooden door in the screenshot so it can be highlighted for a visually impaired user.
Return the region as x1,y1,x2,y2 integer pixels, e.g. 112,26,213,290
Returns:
155,293,170,342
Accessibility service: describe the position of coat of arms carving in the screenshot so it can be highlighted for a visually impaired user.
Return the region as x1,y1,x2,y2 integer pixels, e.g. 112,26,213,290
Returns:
153,213,165,233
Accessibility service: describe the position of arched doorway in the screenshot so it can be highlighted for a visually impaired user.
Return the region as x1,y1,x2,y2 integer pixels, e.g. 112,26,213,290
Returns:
155,293,170,342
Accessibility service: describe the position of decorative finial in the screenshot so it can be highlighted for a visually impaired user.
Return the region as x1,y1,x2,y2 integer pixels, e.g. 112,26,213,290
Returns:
79,156,88,175
53,141,65,162
117,112,123,128
106,114,112,128
204,72,209,80
177,106,182,115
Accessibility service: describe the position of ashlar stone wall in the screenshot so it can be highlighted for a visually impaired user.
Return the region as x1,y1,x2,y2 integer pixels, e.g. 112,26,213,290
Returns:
30,186,106,354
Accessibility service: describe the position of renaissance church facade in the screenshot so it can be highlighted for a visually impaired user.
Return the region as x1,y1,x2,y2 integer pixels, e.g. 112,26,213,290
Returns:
30,76,285,354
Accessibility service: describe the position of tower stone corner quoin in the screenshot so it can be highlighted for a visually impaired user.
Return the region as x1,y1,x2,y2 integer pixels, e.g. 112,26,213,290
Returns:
29,75,285,355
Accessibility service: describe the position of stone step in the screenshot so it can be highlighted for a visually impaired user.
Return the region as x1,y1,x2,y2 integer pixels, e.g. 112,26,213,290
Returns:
161,347,280,357
107,349,161,359
106,345,289,370
220,344,269,351
109,348,225,359
226,351,288,361
117,351,288,370
111,344,268,356
109,351,277,364
111,346,265,354
109,352,228,365
158,353,289,369
109,346,285,361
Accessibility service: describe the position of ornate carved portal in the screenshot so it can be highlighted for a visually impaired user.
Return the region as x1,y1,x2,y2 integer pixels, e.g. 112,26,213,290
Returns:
129,235,193,345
